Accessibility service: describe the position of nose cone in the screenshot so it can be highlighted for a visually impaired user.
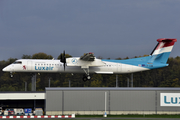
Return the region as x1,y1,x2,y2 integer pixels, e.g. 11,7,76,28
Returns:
2,66,11,72
2,67,7,72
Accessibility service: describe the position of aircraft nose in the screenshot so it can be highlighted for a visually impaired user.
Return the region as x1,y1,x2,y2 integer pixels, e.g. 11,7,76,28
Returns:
2,67,7,72
2,66,10,72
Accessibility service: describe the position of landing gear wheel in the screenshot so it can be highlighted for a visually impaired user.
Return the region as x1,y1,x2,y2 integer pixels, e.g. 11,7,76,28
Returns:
10,74,13,78
83,76,87,82
82,75,91,82
10,72,13,78
87,75,91,80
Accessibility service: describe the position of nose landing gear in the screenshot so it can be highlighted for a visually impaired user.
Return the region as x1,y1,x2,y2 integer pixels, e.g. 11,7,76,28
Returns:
10,72,13,78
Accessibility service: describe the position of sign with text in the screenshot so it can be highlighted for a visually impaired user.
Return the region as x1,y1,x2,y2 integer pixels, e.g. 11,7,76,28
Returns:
160,93,180,106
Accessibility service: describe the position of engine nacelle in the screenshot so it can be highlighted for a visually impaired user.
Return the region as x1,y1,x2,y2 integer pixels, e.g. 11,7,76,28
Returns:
66,57,105,68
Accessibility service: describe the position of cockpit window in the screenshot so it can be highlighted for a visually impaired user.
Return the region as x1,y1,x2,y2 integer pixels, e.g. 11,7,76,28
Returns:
13,61,22,64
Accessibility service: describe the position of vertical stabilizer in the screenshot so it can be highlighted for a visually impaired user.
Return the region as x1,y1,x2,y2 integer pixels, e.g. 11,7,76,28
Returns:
148,38,177,64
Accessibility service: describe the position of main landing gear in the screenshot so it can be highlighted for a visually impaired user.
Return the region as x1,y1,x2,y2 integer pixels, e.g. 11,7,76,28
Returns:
82,68,91,82
82,75,91,82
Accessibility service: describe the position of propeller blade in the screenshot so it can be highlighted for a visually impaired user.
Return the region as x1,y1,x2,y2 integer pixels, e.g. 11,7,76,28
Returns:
60,50,66,71
64,63,66,71
60,54,63,62
63,50,66,63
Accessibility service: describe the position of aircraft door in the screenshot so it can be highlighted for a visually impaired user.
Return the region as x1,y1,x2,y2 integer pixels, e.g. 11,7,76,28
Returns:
27,61,32,71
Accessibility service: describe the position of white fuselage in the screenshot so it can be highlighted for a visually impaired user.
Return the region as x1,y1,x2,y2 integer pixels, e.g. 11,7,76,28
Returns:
2,38,176,77
3,59,150,74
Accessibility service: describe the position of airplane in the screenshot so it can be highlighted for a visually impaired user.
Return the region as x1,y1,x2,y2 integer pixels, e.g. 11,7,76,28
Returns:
2,38,177,82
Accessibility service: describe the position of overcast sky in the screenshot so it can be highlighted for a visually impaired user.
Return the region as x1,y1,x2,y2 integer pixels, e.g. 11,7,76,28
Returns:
0,0,180,60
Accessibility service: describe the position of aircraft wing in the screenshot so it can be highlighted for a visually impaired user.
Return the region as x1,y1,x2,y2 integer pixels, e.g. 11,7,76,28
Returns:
80,53,95,61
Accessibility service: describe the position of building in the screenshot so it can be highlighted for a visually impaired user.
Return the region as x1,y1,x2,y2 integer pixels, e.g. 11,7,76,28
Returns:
46,87,180,115
1,88,180,115
0,92,45,111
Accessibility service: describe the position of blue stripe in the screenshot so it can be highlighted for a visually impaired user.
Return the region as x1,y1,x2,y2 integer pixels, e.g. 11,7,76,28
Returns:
102,56,151,66
102,52,170,69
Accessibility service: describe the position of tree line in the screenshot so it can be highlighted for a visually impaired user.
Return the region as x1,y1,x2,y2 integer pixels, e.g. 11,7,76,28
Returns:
0,52,180,91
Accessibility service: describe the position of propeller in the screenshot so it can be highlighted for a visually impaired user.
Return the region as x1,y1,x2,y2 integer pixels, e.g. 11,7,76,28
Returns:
60,50,66,71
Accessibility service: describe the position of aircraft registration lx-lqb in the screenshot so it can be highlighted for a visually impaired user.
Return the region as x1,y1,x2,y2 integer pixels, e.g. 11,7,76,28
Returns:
3,38,177,82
